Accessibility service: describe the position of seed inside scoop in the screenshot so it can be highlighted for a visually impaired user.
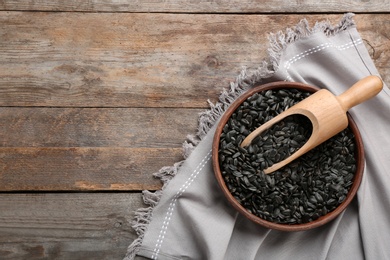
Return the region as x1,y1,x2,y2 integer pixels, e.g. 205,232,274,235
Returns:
218,89,356,224
247,114,313,170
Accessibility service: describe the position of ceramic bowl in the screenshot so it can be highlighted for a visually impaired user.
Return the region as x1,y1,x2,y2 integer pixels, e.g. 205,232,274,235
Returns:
212,81,364,231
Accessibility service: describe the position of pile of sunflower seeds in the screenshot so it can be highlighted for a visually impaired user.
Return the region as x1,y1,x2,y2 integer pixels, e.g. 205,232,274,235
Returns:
218,89,357,224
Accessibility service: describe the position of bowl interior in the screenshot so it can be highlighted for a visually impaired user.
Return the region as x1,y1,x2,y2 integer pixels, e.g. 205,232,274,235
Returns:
212,81,364,231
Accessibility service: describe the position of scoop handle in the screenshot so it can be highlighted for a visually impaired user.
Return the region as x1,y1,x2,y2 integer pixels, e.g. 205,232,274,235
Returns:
337,75,383,111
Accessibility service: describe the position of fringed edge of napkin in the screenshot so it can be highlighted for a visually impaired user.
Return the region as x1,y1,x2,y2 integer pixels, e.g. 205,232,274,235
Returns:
124,13,356,260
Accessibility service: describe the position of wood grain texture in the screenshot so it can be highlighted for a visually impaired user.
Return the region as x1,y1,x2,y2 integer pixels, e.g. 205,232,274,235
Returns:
0,107,200,147
1,4,388,260
0,0,389,13
0,147,182,191
0,13,388,108
0,107,197,191
0,193,143,259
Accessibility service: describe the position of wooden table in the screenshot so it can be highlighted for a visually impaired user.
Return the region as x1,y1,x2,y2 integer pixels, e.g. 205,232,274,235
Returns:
0,1,389,259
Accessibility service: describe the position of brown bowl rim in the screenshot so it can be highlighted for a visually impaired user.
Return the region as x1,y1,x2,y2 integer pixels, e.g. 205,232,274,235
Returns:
212,81,364,232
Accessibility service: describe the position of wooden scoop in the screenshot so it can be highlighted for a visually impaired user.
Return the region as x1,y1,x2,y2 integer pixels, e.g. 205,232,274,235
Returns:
241,75,383,174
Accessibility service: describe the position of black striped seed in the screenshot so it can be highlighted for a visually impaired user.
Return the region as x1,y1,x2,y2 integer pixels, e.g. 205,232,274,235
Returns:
218,88,357,225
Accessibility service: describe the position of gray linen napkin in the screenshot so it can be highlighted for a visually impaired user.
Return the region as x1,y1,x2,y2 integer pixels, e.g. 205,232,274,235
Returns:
125,13,390,260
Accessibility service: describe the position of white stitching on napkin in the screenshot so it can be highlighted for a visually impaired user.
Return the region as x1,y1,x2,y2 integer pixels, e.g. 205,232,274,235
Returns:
151,150,213,260
284,38,363,81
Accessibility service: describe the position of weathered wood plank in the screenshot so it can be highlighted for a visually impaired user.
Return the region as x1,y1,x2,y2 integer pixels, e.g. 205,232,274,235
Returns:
0,193,143,259
353,15,390,86
0,0,389,13
0,13,388,108
0,147,182,191
0,107,200,148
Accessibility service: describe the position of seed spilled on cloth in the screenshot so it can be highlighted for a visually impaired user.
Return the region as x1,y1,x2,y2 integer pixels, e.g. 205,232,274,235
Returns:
218,89,357,224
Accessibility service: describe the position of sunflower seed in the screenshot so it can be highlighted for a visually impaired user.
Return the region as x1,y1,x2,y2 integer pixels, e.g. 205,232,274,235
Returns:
218,88,357,225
